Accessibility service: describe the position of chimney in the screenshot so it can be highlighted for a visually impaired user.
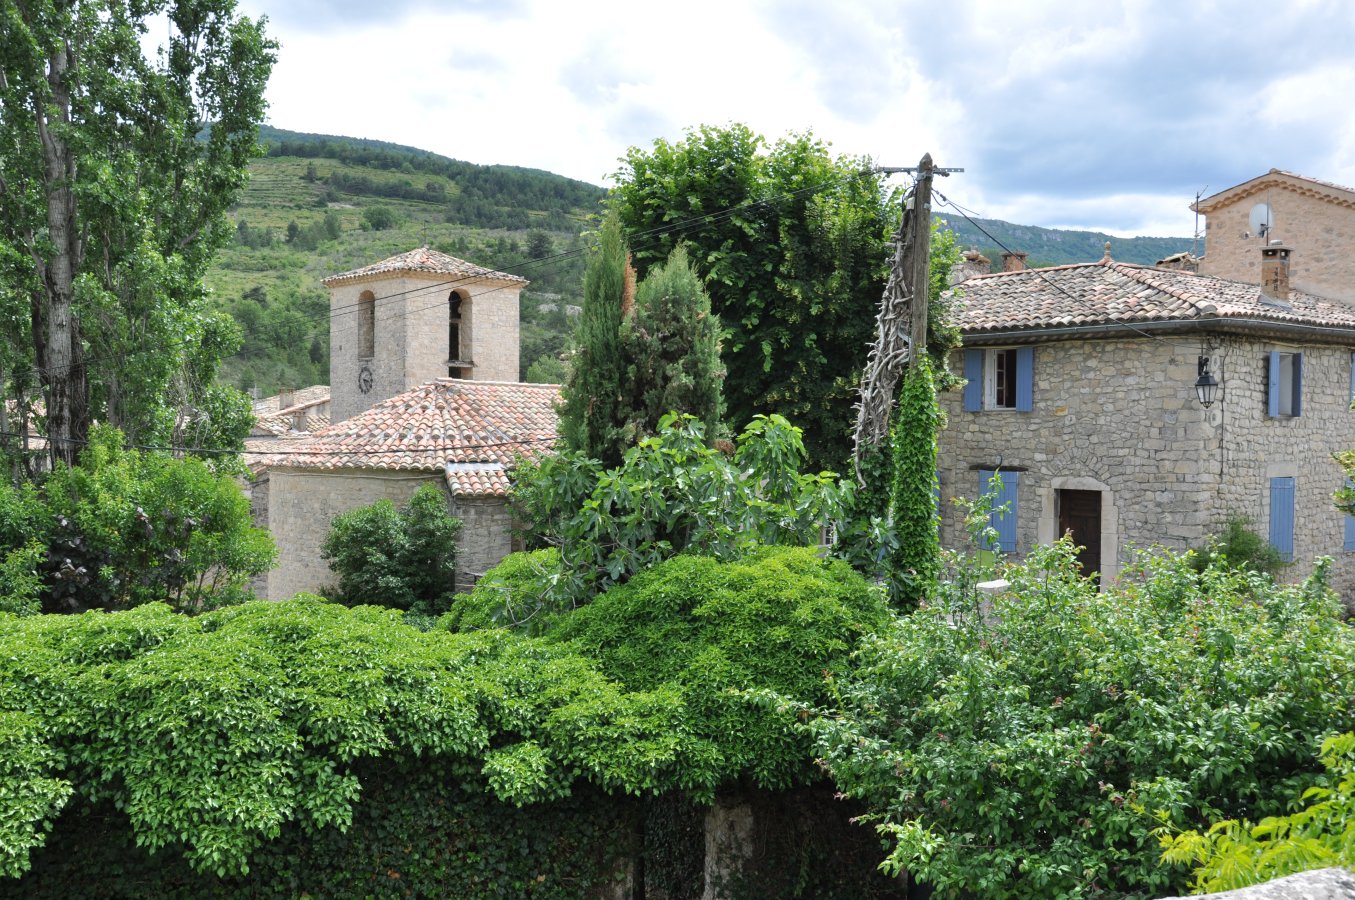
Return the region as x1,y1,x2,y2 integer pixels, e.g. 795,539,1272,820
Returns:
277,387,294,410
949,247,991,284
1001,250,1028,272
1260,241,1291,304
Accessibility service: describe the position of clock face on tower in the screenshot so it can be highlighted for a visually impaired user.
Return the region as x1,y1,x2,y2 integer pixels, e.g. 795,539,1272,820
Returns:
357,364,373,394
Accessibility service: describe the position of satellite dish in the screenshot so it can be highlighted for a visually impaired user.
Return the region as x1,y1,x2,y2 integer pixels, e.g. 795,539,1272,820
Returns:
1248,202,1273,238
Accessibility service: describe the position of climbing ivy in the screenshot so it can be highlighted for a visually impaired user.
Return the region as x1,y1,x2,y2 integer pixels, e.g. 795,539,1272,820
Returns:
887,354,940,607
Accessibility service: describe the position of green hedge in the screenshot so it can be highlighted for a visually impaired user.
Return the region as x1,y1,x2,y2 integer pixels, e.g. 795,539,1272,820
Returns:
0,547,888,891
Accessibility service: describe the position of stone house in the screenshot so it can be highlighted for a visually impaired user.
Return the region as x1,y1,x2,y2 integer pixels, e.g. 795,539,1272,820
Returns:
249,378,559,600
939,244,1355,598
246,247,557,601
1194,169,1355,303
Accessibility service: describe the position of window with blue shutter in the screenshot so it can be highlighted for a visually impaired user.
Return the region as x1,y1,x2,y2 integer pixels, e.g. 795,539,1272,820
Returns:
1267,351,1302,417
1269,476,1295,562
979,469,1019,552
963,347,1034,412
1345,480,1355,552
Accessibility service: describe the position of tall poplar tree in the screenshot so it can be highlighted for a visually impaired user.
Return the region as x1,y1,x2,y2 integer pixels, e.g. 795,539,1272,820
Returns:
558,211,629,467
0,0,276,472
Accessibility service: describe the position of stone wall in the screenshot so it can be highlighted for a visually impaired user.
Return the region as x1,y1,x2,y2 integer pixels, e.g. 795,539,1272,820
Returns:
329,273,522,424
448,496,515,592
261,468,443,600
938,334,1355,601
1200,184,1355,304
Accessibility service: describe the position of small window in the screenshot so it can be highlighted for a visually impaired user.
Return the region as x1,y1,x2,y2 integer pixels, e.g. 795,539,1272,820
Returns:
963,347,1034,412
358,291,375,359
1267,351,1302,417
449,291,468,377
979,469,1019,552
1269,476,1295,562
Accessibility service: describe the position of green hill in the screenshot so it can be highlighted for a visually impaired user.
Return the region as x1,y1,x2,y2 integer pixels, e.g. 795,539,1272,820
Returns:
936,215,1193,269
208,128,1197,396
207,128,604,395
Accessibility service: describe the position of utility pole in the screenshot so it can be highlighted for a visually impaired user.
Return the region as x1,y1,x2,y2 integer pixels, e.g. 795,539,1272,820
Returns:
851,154,959,482
906,154,936,360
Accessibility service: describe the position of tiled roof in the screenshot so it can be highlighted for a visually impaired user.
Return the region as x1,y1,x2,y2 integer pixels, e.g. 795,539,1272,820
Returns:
951,260,1355,337
251,385,331,436
1194,169,1355,212
249,380,560,497
322,247,529,287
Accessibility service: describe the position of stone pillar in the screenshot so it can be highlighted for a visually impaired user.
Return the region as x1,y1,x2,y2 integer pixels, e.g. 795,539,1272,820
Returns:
702,793,754,900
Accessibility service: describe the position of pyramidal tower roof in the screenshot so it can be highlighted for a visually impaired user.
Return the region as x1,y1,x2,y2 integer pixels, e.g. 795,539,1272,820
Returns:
322,246,528,287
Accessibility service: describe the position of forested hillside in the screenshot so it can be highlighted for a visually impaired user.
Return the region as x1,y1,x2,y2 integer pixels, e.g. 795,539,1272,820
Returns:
938,215,1192,268
209,127,1196,396
207,127,604,395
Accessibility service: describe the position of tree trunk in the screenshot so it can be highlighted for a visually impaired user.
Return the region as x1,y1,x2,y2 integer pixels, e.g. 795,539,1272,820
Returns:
33,33,87,467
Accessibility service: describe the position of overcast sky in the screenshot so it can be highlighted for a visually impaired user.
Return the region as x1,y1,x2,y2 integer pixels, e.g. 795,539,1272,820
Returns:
233,0,1355,238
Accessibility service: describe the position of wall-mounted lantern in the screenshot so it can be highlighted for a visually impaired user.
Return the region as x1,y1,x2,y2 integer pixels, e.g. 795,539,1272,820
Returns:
1195,356,1219,408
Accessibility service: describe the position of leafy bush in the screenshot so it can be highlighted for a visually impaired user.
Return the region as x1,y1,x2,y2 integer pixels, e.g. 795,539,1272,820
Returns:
512,412,843,611
1190,515,1289,578
319,484,460,614
0,546,884,882
443,548,562,634
548,548,891,792
0,426,274,614
1161,731,1355,892
810,542,1355,898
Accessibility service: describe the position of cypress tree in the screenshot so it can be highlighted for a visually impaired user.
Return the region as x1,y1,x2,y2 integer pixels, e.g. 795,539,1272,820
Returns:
620,246,725,444
558,212,630,467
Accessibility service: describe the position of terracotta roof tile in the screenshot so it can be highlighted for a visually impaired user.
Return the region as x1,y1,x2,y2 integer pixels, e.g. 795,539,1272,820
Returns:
950,261,1355,336
250,386,332,436
322,247,528,287
247,380,560,497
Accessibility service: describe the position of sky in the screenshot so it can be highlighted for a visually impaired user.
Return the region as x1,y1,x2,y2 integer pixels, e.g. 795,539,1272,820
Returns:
232,0,1355,239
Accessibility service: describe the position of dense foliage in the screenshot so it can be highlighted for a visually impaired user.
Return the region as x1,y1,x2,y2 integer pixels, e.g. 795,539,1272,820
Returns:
810,543,1355,898
886,355,941,607
1190,515,1289,578
0,547,881,883
0,0,275,468
620,245,726,444
557,211,630,467
0,426,273,615
611,124,897,472
1161,732,1355,893
319,484,460,614
510,413,842,613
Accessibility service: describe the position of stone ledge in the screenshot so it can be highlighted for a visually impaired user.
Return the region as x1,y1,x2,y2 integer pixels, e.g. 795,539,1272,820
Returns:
1157,867,1355,900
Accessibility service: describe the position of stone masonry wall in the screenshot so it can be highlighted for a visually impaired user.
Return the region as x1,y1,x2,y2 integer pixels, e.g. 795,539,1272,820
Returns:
1200,185,1355,304
263,468,443,600
330,272,523,424
939,334,1355,603
1211,336,1355,597
939,338,1221,584
329,276,412,424
449,497,515,592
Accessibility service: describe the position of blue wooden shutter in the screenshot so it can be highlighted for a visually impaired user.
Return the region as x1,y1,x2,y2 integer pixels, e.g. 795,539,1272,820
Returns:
1015,347,1034,412
1267,351,1281,417
963,350,983,411
1292,353,1303,417
1345,480,1355,552
1269,476,1295,562
980,469,1019,552
1349,352,1355,407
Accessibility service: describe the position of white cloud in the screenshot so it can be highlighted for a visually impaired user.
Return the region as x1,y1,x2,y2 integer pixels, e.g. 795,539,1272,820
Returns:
234,0,1355,235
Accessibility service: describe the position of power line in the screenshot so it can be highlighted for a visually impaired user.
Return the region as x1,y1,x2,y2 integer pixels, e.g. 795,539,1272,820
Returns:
932,190,1195,351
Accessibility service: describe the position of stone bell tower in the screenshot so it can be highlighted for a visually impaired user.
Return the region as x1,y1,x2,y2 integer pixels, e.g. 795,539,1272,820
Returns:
323,247,528,423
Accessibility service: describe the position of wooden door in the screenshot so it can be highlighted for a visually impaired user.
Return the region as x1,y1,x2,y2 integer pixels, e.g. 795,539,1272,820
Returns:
1058,489,1102,576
